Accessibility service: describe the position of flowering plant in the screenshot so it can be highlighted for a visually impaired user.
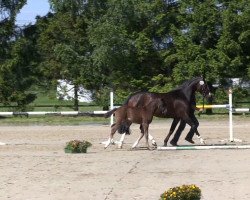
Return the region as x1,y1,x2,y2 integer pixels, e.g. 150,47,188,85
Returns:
160,184,201,200
64,140,92,153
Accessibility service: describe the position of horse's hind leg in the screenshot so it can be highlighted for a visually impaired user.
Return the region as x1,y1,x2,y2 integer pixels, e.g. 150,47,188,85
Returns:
117,132,126,148
164,118,179,146
140,124,157,146
104,123,119,149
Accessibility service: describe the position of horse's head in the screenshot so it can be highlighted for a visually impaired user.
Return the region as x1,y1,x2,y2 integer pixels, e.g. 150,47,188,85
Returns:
196,77,212,100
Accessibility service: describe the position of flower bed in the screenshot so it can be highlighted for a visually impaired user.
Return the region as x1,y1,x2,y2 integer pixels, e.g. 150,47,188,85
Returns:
160,184,201,200
64,140,92,153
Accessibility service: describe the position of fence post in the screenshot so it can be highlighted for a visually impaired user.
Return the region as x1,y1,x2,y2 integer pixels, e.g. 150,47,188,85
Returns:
110,91,114,126
229,88,233,142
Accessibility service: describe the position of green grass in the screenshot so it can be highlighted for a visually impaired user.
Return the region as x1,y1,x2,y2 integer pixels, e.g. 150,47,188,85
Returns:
0,87,103,112
0,115,109,125
0,113,248,126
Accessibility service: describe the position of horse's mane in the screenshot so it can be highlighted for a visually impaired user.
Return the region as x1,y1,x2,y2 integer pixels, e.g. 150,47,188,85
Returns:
175,77,202,90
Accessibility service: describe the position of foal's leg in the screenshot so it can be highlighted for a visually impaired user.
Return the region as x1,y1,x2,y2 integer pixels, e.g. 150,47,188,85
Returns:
143,122,151,150
132,131,144,149
163,118,180,146
132,123,151,149
117,121,132,148
140,124,157,146
104,123,119,149
117,132,126,148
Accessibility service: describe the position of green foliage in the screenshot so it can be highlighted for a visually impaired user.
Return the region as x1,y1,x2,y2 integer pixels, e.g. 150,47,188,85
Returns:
149,74,173,92
213,88,229,104
0,37,39,110
92,86,111,109
213,87,249,104
160,184,201,200
1,0,250,110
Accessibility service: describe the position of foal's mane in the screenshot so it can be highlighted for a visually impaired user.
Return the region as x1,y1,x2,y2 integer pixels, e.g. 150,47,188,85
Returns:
123,90,148,104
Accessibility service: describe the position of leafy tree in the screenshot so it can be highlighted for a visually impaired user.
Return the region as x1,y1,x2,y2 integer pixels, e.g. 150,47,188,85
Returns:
0,0,26,61
0,0,40,110
87,0,178,103
167,0,221,84
0,37,38,109
215,0,250,80
39,1,91,110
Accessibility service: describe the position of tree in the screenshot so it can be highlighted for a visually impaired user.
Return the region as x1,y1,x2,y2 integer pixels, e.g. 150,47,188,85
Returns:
166,0,221,84
0,37,38,109
39,1,91,110
0,0,39,110
87,0,178,104
215,0,250,80
0,0,26,61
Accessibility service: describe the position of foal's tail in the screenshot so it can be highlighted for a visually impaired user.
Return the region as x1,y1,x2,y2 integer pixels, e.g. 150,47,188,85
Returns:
104,108,118,118
118,122,131,135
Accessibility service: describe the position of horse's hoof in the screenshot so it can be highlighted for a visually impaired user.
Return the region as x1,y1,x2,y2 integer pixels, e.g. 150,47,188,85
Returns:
185,138,195,144
152,142,157,147
170,141,178,146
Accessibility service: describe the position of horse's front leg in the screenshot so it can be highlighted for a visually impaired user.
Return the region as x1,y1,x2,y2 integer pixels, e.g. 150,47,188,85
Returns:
184,116,198,144
186,114,205,144
164,118,180,146
169,120,186,146
149,134,157,147
142,123,153,150
132,132,144,149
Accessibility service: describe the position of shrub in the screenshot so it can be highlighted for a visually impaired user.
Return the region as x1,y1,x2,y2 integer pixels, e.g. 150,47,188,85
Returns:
64,140,92,153
160,184,201,200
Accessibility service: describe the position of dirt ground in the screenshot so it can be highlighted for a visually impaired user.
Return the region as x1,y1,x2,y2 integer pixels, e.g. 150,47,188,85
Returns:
0,117,250,200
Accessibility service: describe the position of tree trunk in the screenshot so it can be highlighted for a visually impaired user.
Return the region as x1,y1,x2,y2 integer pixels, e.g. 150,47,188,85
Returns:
73,85,79,111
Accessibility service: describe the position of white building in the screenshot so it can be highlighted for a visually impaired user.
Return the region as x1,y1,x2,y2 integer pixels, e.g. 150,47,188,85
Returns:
57,80,93,103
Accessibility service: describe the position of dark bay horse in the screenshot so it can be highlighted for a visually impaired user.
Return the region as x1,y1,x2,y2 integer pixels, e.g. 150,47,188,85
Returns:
110,77,211,147
103,98,167,149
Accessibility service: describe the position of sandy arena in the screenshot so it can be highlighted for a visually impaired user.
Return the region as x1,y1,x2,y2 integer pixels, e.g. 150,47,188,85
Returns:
0,117,250,200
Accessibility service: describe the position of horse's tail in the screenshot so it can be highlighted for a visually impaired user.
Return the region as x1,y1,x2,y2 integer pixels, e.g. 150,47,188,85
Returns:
104,108,118,118
118,122,131,135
